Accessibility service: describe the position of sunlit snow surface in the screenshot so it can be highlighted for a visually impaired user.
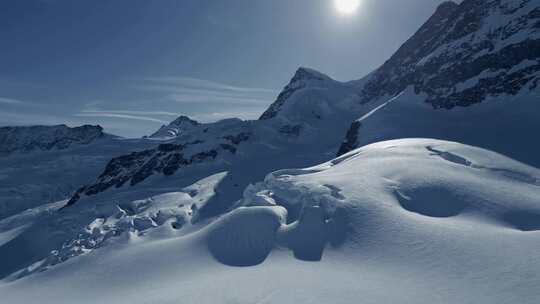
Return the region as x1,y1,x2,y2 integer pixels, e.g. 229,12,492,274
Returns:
2,139,539,303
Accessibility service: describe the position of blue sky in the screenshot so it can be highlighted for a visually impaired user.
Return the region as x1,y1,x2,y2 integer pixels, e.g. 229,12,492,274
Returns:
0,0,453,137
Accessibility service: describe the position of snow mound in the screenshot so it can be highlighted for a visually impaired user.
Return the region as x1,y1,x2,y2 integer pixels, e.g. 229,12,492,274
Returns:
339,89,540,167
207,206,286,266
0,171,228,280
2,139,540,303
245,138,540,238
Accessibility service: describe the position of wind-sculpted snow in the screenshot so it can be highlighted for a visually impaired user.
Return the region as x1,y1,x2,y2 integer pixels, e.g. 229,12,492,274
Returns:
0,172,228,280
2,139,540,303
207,206,287,266
207,202,348,266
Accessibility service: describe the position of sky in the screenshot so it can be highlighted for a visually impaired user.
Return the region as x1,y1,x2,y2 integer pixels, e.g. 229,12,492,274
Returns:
0,0,454,137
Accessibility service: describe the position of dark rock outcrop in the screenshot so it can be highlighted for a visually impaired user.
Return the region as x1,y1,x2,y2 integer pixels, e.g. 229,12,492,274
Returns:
359,0,540,109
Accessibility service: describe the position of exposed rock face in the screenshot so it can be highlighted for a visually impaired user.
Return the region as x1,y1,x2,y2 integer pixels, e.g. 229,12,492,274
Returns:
66,120,253,206
338,0,540,157
66,142,219,206
359,0,540,109
336,121,361,156
0,124,105,156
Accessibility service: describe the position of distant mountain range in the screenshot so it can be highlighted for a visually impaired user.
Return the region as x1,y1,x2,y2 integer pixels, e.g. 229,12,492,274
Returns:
0,124,107,156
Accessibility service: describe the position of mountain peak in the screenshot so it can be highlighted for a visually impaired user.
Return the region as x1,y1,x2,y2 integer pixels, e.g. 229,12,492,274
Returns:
259,67,335,120
291,67,332,83
435,1,458,14
149,115,200,138
170,115,199,126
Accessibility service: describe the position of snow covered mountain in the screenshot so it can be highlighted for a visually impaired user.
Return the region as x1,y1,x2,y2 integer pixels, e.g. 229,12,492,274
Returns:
359,0,539,108
0,124,107,156
67,0,540,210
339,0,540,165
149,115,200,139
0,65,373,287
0,128,158,220
64,67,365,211
1,1,540,303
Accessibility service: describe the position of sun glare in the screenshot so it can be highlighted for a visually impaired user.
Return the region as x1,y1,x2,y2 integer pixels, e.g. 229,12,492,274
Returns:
335,0,361,15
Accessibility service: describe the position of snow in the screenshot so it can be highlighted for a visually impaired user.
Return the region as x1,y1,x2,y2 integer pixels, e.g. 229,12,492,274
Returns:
0,124,106,155
0,1,538,302
149,116,200,139
1,139,540,303
346,87,540,167
0,136,158,219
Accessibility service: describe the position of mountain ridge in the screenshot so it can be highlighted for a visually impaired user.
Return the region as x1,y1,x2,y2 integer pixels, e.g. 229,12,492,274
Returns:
0,124,108,156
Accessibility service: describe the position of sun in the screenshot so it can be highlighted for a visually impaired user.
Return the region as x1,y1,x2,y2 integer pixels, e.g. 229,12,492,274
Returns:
335,0,361,15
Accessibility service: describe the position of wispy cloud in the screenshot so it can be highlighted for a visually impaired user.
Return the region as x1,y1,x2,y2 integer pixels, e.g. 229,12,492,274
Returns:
0,76,279,138
167,93,272,106
143,77,278,94
74,112,168,124
81,110,182,117
137,77,278,107
75,101,182,126
191,109,265,122
0,97,27,105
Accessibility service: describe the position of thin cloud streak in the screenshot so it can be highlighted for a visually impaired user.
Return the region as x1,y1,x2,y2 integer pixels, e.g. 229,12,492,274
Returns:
144,77,278,94
136,76,277,108
0,75,278,137
0,97,27,105
74,113,168,124
166,93,272,106
81,110,183,117
191,109,263,122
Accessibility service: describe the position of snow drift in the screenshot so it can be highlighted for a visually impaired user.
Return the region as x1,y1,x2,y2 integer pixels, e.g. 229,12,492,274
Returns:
2,139,540,303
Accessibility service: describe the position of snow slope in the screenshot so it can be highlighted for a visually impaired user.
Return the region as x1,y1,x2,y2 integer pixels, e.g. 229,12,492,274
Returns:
339,0,540,164
64,68,370,216
339,88,540,167
0,135,158,220
1,139,539,303
0,68,371,279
